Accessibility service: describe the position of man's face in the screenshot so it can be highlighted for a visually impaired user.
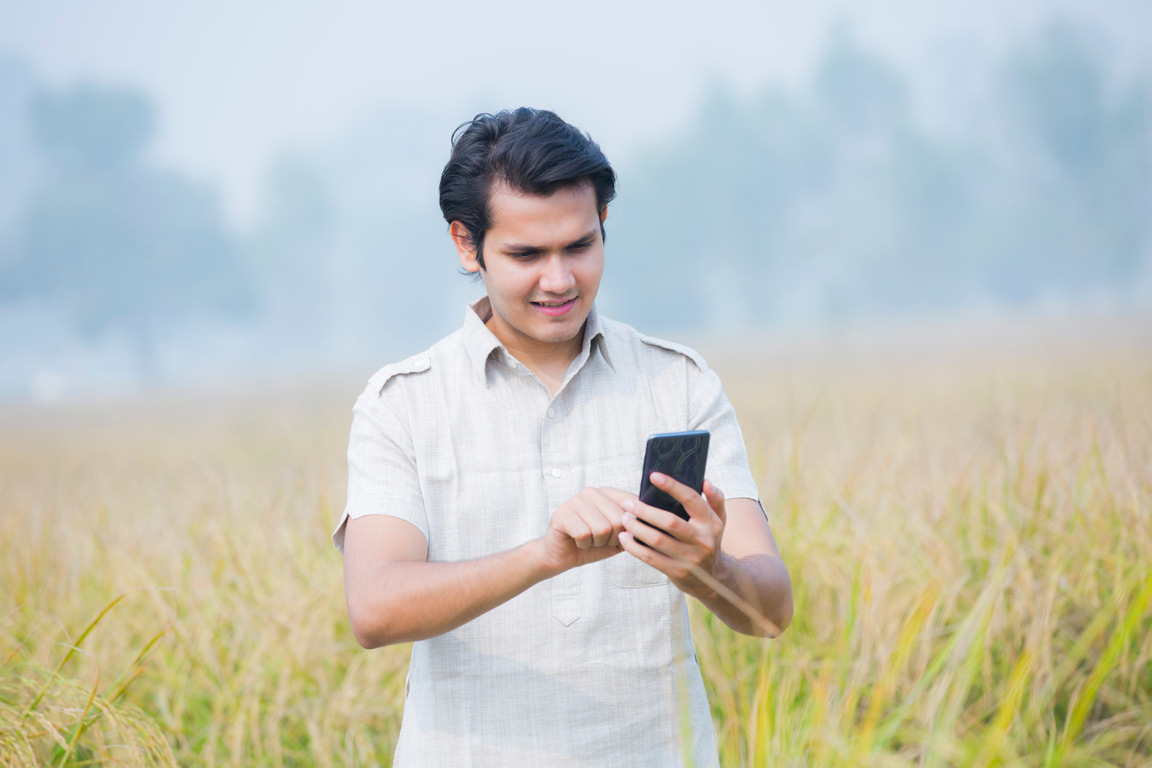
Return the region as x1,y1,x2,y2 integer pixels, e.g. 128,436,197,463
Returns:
454,181,605,355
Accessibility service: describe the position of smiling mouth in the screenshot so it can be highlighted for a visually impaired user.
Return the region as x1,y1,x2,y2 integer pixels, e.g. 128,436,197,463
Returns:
530,297,577,315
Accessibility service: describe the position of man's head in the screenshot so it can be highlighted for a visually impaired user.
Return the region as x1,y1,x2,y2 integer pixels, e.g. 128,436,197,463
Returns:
439,108,616,271
440,109,616,358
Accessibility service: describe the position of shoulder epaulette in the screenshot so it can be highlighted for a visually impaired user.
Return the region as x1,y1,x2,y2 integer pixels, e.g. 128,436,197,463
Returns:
367,354,433,395
638,333,708,370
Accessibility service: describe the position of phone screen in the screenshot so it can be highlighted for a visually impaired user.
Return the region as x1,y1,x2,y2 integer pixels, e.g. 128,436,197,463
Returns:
637,430,710,524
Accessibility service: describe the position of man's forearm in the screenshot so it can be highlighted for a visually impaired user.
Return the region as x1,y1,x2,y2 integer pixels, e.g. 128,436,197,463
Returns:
348,541,549,648
694,552,793,637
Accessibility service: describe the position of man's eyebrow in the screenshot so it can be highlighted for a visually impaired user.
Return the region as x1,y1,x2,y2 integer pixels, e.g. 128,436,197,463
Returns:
566,231,598,247
502,230,599,254
502,243,543,255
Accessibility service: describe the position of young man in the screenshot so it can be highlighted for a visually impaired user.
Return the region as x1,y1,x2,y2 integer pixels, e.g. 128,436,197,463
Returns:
333,108,793,767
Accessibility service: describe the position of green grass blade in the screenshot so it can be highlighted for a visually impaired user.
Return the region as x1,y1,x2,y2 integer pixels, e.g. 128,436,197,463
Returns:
23,595,125,719
1057,573,1152,760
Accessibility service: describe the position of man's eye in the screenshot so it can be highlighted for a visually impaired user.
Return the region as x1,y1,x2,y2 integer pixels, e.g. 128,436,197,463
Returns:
569,242,592,252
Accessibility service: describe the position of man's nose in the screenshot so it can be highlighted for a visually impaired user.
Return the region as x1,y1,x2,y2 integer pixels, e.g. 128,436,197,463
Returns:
538,254,576,294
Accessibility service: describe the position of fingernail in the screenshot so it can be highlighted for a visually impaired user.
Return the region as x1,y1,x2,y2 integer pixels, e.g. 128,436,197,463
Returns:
622,500,634,512
651,472,666,484
622,512,634,524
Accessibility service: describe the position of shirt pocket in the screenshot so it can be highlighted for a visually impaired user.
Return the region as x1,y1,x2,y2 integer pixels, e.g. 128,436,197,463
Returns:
608,552,670,588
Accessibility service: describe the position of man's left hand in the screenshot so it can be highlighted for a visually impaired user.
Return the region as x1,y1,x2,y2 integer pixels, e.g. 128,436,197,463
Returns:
602,475,728,599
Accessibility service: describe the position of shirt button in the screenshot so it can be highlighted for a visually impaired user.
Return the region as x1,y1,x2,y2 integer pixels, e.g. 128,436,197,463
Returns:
547,407,556,418
508,359,518,369
550,468,562,478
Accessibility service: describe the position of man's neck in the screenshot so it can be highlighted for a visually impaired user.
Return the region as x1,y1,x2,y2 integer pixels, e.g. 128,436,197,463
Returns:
486,319,585,396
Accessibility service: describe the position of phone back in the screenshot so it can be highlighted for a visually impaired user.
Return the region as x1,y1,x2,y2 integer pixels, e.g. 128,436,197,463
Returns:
638,430,710,521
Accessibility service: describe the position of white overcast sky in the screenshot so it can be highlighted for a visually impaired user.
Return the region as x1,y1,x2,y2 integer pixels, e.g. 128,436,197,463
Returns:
2,0,1149,223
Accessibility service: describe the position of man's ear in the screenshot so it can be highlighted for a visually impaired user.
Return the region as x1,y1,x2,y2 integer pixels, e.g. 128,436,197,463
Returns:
600,206,607,225
450,221,481,273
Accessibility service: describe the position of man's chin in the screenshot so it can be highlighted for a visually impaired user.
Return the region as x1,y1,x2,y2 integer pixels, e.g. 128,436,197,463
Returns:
531,316,587,345
531,320,579,341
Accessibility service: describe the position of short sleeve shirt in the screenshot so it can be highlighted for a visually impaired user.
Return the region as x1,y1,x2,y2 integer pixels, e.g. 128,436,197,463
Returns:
333,297,762,768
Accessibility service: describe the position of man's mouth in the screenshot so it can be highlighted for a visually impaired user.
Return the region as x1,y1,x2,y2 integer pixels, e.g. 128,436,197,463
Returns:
530,297,577,316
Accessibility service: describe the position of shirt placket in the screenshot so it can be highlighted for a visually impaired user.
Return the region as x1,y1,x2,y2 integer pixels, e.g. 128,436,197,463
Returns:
505,345,592,627
540,379,581,627
504,352,580,626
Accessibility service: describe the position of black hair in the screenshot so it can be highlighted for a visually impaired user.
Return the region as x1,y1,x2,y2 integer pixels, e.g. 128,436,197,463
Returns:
439,108,617,270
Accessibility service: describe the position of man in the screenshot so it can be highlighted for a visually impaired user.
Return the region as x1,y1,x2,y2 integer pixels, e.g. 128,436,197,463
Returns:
333,108,793,767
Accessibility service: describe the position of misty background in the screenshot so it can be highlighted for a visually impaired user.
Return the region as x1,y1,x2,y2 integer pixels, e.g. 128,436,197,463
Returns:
1,1,1150,402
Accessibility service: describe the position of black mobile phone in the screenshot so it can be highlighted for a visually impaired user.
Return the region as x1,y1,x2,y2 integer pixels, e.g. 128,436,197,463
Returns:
635,430,710,543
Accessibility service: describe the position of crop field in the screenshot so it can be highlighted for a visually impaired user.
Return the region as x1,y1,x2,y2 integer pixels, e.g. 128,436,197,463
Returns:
2,319,1150,767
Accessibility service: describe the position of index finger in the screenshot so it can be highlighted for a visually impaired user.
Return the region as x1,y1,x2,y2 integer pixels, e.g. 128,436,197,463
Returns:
575,487,629,536
598,486,638,506
649,472,711,521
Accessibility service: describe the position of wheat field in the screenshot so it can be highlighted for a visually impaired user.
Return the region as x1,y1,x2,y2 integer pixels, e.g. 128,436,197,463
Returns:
2,321,1150,766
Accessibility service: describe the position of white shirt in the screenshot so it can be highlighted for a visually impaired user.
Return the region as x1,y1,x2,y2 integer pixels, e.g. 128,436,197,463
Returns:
333,297,761,767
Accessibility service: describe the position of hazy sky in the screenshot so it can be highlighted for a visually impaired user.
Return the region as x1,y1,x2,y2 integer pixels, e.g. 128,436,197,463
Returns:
3,0,1149,223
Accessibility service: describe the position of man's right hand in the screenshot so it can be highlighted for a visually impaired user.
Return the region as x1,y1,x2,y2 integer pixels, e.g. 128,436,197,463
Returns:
535,487,627,575
344,487,629,648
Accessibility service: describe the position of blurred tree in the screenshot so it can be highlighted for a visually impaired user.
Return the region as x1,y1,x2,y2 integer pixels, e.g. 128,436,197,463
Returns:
612,35,975,330
0,84,253,375
814,31,909,134
0,57,38,245
994,22,1152,300
610,25,1150,333
246,154,335,355
316,103,475,359
32,83,154,173
612,85,834,331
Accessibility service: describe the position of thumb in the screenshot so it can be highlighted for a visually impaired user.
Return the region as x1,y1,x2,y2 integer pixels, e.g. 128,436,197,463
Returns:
703,480,726,524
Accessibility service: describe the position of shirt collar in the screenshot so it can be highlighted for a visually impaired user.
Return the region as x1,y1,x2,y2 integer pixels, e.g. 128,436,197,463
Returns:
461,296,614,385
462,296,503,380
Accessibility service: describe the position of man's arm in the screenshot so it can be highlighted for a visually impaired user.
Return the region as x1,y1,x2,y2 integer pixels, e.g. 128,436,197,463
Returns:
343,487,627,648
691,495,793,636
610,476,794,637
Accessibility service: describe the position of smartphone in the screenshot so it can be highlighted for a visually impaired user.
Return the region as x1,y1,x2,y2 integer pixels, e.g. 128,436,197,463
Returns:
635,430,710,543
